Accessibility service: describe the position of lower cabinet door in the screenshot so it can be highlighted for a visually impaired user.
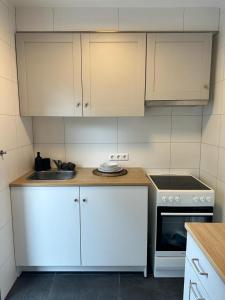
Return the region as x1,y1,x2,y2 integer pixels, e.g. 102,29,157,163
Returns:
80,186,148,266
11,187,81,266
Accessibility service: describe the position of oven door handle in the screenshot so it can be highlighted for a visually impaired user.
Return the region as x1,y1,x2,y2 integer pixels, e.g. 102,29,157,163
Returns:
160,212,213,216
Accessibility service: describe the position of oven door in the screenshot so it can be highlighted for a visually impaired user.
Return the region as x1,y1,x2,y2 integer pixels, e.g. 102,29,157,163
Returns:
156,206,213,253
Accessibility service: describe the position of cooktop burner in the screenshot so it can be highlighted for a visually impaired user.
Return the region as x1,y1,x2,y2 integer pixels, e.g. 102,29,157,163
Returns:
149,175,210,190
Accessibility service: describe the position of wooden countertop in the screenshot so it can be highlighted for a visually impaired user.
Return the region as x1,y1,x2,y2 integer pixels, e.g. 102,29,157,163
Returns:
185,223,225,283
10,168,150,187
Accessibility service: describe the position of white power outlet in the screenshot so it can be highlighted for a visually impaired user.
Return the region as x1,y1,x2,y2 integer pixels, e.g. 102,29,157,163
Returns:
109,153,129,161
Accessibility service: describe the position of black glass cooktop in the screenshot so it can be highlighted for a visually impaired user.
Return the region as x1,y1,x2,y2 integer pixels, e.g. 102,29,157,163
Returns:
150,175,210,190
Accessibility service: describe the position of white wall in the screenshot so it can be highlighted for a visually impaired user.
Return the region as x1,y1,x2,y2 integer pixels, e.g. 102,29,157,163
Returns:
200,9,225,222
0,1,33,299
33,106,202,177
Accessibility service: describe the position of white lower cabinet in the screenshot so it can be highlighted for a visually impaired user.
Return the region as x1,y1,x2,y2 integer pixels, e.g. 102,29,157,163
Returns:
80,186,148,266
11,187,81,266
11,186,148,270
183,258,209,300
183,233,225,300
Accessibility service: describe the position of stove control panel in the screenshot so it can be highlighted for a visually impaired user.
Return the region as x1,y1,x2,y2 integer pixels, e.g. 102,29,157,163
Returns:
157,191,214,207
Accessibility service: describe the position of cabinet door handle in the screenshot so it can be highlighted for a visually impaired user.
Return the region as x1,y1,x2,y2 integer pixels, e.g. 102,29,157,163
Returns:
84,103,89,108
76,102,81,107
192,259,208,276
74,199,79,202
190,282,205,300
82,199,87,203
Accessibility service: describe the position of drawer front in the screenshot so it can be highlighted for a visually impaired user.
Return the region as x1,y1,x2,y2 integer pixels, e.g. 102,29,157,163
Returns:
186,233,225,300
187,258,210,300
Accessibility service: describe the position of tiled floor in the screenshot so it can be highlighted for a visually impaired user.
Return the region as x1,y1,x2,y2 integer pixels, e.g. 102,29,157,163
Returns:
6,272,184,300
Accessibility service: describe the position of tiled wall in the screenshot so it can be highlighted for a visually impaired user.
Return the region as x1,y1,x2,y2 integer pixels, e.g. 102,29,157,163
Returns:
0,1,33,298
33,106,202,176
199,9,225,222
15,6,219,32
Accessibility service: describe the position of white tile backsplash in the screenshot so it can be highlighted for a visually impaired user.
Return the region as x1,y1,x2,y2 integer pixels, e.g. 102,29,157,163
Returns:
171,116,202,142
33,117,64,144
118,116,171,143
16,117,33,147
200,169,217,190
66,143,117,167
118,143,170,169
171,143,201,169
200,143,219,177
33,109,203,171
34,143,65,165
171,106,203,116
202,114,221,146
65,118,117,144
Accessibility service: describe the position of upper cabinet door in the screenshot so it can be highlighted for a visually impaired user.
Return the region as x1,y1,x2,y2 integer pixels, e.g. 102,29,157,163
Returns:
16,33,82,116
146,33,212,103
81,33,146,117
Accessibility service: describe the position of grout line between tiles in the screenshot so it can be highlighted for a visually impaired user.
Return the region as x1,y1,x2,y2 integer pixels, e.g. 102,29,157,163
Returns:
199,107,204,176
169,110,173,173
46,272,56,299
63,117,66,162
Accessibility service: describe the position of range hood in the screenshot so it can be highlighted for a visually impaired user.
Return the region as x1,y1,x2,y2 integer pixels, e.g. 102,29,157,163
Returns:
145,99,209,107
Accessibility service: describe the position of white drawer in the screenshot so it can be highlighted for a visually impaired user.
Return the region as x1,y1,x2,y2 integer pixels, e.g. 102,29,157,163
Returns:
186,233,225,300
187,257,210,300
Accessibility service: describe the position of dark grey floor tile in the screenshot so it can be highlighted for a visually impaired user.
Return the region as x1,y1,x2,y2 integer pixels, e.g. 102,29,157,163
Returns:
6,273,54,300
6,272,184,300
119,273,184,300
48,273,119,300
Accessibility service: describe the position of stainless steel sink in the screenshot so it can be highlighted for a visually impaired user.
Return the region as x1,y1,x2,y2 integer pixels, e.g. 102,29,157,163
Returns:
27,170,76,180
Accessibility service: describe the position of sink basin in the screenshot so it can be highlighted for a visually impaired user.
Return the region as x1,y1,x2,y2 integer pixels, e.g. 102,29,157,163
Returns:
27,170,76,180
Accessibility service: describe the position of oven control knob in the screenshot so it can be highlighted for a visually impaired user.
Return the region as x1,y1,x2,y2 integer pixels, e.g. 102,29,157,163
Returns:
193,196,199,202
200,196,205,203
161,196,167,202
168,196,174,202
206,196,211,203
175,196,180,202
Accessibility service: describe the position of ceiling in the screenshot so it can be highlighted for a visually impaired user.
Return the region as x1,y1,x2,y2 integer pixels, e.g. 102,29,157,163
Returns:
7,0,225,8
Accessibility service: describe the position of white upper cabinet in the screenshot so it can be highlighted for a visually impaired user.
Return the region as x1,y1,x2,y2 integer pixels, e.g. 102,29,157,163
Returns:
16,33,82,116
81,33,146,116
146,33,212,104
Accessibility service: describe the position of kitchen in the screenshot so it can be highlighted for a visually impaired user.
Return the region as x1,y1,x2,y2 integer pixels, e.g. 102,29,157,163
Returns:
0,0,225,299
